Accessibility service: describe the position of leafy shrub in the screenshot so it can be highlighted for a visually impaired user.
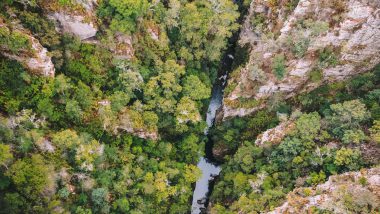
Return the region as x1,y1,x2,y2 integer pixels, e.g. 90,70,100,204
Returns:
342,129,366,144
309,68,323,82
272,54,286,80
318,47,339,68
0,28,31,54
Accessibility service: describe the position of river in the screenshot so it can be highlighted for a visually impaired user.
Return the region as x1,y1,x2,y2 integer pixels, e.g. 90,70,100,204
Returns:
191,49,236,214
190,2,248,212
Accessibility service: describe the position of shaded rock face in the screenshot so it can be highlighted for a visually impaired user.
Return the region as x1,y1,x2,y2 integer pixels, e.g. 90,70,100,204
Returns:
0,21,55,77
267,167,380,214
222,0,380,119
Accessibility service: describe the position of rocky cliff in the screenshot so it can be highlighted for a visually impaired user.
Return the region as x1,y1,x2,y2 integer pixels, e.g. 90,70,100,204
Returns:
221,0,380,119
0,17,55,77
267,167,380,213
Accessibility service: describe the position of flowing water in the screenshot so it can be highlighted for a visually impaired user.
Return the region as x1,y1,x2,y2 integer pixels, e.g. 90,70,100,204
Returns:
191,52,234,214
190,2,248,212
191,74,225,214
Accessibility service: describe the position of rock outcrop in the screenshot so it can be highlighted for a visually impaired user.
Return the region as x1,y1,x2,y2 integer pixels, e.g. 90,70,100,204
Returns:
45,0,98,40
0,19,55,77
267,167,380,213
221,0,380,119
255,120,295,146
50,12,97,40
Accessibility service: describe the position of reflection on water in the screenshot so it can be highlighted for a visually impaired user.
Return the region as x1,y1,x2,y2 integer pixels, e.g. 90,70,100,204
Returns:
191,157,221,214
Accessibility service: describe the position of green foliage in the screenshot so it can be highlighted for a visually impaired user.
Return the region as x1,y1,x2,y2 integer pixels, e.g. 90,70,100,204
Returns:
0,27,31,54
6,155,51,200
177,0,239,62
318,46,339,68
104,0,150,33
182,75,211,100
0,144,13,167
369,120,380,143
342,129,366,144
307,171,326,185
309,68,323,82
272,54,286,80
290,36,310,58
175,96,201,125
58,187,70,199
294,112,321,141
325,99,369,137
334,148,361,170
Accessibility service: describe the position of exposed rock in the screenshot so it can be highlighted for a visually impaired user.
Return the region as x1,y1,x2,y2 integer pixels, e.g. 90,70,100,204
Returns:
118,111,159,140
222,0,380,119
255,120,296,146
76,0,98,11
36,138,56,153
0,20,55,77
267,167,380,214
45,0,98,40
50,12,97,40
112,33,135,60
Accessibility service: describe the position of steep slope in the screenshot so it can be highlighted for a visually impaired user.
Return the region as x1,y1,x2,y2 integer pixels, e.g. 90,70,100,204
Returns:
268,167,380,214
221,0,380,119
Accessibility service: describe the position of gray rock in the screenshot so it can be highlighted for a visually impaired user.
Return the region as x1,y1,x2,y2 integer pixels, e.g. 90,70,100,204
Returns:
51,12,97,40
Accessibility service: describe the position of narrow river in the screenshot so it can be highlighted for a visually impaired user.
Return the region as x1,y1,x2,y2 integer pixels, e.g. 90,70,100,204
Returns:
191,48,236,214
190,2,248,212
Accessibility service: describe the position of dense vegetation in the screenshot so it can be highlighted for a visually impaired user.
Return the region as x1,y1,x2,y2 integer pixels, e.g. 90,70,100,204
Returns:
209,66,380,213
0,0,242,213
0,0,379,214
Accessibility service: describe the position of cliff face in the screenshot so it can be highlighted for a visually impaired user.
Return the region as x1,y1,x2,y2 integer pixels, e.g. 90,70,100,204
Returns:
221,0,380,119
267,167,380,213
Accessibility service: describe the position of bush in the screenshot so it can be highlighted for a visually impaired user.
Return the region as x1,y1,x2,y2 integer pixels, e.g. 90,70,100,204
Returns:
309,69,323,83
341,129,366,144
272,54,286,80
318,47,339,69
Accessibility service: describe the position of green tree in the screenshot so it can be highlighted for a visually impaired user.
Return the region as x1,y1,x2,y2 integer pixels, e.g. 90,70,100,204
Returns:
0,143,13,168
75,140,103,171
144,61,184,112
342,129,366,144
65,99,83,122
182,75,211,100
369,120,380,143
108,0,150,33
334,148,361,170
175,97,201,124
178,0,239,62
272,54,286,80
294,112,321,141
6,155,51,200
51,129,81,150
91,188,109,212
326,100,369,137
